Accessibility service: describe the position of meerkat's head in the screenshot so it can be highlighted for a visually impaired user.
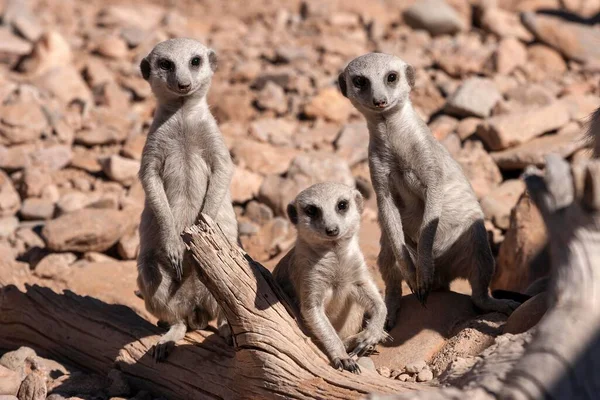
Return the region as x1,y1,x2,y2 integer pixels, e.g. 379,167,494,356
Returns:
140,38,217,102
287,182,364,245
338,52,415,116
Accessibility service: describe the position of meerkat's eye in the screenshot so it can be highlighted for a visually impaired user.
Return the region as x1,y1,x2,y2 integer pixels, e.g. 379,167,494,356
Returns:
158,59,173,71
387,73,398,83
337,200,348,212
304,205,319,218
191,57,201,67
352,76,367,88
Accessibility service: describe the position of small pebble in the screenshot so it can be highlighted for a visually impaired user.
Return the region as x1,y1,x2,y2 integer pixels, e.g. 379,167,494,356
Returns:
376,366,391,378
405,360,427,374
417,369,434,382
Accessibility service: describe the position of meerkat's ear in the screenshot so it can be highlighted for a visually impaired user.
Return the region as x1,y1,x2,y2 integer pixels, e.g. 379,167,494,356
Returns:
354,190,364,214
405,64,415,89
140,58,151,80
338,73,347,98
208,50,218,72
286,203,298,225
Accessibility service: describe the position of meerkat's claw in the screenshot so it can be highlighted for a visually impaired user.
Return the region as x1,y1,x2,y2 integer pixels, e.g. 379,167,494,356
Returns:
153,341,175,362
333,357,361,374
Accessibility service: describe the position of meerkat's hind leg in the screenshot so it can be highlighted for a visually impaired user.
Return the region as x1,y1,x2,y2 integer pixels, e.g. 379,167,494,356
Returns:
187,308,211,331
468,222,520,315
153,321,187,362
378,233,404,331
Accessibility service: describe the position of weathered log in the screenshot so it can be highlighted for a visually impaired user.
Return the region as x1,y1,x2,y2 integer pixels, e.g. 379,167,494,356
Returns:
0,214,421,399
368,155,600,400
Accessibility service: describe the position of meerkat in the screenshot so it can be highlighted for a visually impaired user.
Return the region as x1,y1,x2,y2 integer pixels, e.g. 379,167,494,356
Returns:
338,53,519,330
273,182,388,373
137,38,237,361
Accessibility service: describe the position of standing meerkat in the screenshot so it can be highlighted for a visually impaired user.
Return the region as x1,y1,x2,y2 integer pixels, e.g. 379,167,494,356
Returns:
273,182,388,373
137,38,237,361
338,53,519,330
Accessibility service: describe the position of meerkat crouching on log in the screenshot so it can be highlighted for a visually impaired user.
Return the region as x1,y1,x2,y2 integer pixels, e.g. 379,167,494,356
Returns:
137,38,238,361
338,53,519,330
273,182,389,374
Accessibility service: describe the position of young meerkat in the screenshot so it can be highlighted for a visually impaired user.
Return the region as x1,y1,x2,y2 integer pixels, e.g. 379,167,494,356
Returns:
338,53,519,330
273,182,388,374
137,38,237,361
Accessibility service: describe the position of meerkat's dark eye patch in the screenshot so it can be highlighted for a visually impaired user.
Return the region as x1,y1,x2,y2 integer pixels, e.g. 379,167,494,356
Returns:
158,59,173,71
387,72,398,83
190,56,201,67
337,200,348,212
352,76,367,89
304,205,319,218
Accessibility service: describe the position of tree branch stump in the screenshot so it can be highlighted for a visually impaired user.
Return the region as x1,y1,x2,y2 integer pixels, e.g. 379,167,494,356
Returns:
0,216,421,399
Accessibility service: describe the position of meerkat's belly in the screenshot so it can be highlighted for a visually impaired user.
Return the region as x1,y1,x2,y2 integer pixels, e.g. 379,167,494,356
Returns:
163,150,210,231
324,286,364,339
391,171,425,244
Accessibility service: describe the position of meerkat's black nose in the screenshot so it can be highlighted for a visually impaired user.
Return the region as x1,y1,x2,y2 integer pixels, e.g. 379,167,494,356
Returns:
178,83,191,91
326,227,339,237
373,98,388,108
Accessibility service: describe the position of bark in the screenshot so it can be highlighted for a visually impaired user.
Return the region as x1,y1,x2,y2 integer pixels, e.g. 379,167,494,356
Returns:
368,156,600,400
0,215,421,400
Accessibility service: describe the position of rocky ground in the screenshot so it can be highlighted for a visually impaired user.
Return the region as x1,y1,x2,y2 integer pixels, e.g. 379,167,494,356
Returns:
0,0,598,398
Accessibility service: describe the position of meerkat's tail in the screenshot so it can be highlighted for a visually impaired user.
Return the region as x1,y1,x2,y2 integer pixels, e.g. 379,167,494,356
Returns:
586,106,600,158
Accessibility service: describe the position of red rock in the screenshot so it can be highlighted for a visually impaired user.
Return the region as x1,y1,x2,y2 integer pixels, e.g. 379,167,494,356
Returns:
455,141,502,199
36,66,92,104
490,124,585,170
0,365,21,396
231,139,298,175
42,209,130,252
479,7,533,41
334,122,370,166
249,118,296,147
304,87,353,123
494,37,527,75
0,171,20,218
95,35,129,59
231,167,262,204
476,102,570,151
102,155,140,187
521,12,600,62
403,0,465,36
445,78,501,118
480,179,525,230
493,193,547,292
504,292,548,334
525,45,567,81
18,31,72,76
20,198,55,220
372,292,478,371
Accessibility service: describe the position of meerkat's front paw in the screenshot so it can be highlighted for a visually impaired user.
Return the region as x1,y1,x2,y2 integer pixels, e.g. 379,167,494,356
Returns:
164,237,185,281
153,338,176,362
332,356,361,374
345,330,390,357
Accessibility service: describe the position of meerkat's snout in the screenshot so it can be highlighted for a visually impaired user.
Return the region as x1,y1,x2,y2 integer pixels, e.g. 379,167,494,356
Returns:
373,97,388,108
325,226,339,237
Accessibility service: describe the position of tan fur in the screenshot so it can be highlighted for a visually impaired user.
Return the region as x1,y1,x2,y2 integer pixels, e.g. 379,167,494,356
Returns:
339,53,519,330
137,38,237,361
273,183,388,373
